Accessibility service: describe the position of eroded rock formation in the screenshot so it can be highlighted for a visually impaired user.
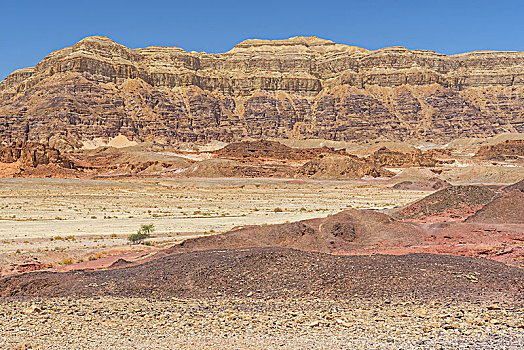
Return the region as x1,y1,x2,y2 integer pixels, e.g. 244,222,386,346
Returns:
475,140,524,161
367,147,444,167
0,141,72,168
1,36,523,146
212,140,344,162
297,154,394,179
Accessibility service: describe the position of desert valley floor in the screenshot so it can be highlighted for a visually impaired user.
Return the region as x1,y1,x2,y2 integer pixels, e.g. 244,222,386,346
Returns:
1,174,523,349
0,177,426,238
0,178,428,270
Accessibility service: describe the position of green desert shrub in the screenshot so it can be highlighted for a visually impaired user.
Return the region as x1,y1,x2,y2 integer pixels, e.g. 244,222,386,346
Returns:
128,224,154,244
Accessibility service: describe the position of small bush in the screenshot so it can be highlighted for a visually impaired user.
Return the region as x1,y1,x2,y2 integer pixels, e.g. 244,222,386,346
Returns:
273,207,283,213
59,258,74,265
88,252,104,261
128,224,154,244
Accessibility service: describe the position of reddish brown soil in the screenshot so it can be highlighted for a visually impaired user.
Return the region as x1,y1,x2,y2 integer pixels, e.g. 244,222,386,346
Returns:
347,222,524,267
2,259,45,276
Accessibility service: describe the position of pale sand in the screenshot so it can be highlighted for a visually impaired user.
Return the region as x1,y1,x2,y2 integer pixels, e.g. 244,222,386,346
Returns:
0,177,428,240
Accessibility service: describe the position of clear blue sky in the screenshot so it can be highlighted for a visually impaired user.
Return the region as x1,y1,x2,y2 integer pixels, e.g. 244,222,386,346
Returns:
1,0,523,80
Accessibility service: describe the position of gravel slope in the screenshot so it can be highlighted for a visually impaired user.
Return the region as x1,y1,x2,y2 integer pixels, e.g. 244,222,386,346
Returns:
2,248,524,349
2,248,523,304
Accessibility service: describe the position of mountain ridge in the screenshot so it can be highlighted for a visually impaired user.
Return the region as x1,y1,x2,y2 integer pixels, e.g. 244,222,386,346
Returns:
0,36,523,147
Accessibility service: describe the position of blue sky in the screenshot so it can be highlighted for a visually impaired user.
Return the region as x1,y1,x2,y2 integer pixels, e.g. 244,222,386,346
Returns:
1,0,523,80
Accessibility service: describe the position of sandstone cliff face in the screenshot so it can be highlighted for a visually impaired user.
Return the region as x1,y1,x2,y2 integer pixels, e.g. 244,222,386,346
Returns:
0,36,523,146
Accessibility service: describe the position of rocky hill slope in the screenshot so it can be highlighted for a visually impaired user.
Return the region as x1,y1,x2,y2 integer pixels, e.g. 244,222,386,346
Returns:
0,36,523,147
466,190,524,224
165,209,423,255
391,185,499,221
2,248,522,302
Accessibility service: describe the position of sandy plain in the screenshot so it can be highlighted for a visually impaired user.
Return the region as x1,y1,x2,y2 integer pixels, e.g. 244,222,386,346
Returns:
0,177,431,273
0,178,426,239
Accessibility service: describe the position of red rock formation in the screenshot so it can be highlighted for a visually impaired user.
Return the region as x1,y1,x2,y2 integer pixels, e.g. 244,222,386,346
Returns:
297,154,394,179
0,141,73,168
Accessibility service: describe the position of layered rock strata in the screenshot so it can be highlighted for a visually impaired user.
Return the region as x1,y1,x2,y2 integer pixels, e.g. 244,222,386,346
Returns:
1,36,523,146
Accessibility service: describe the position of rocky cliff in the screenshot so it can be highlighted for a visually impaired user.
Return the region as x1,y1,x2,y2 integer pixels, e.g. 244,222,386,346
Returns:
474,140,524,160
0,141,73,168
0,36,523,147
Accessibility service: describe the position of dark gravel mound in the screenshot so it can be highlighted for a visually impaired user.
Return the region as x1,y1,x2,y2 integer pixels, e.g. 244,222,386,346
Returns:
466,191,524,224
319,210,424,247
503,178,524,193
165,209,424,255
1,248,522,304
392,185,498,220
